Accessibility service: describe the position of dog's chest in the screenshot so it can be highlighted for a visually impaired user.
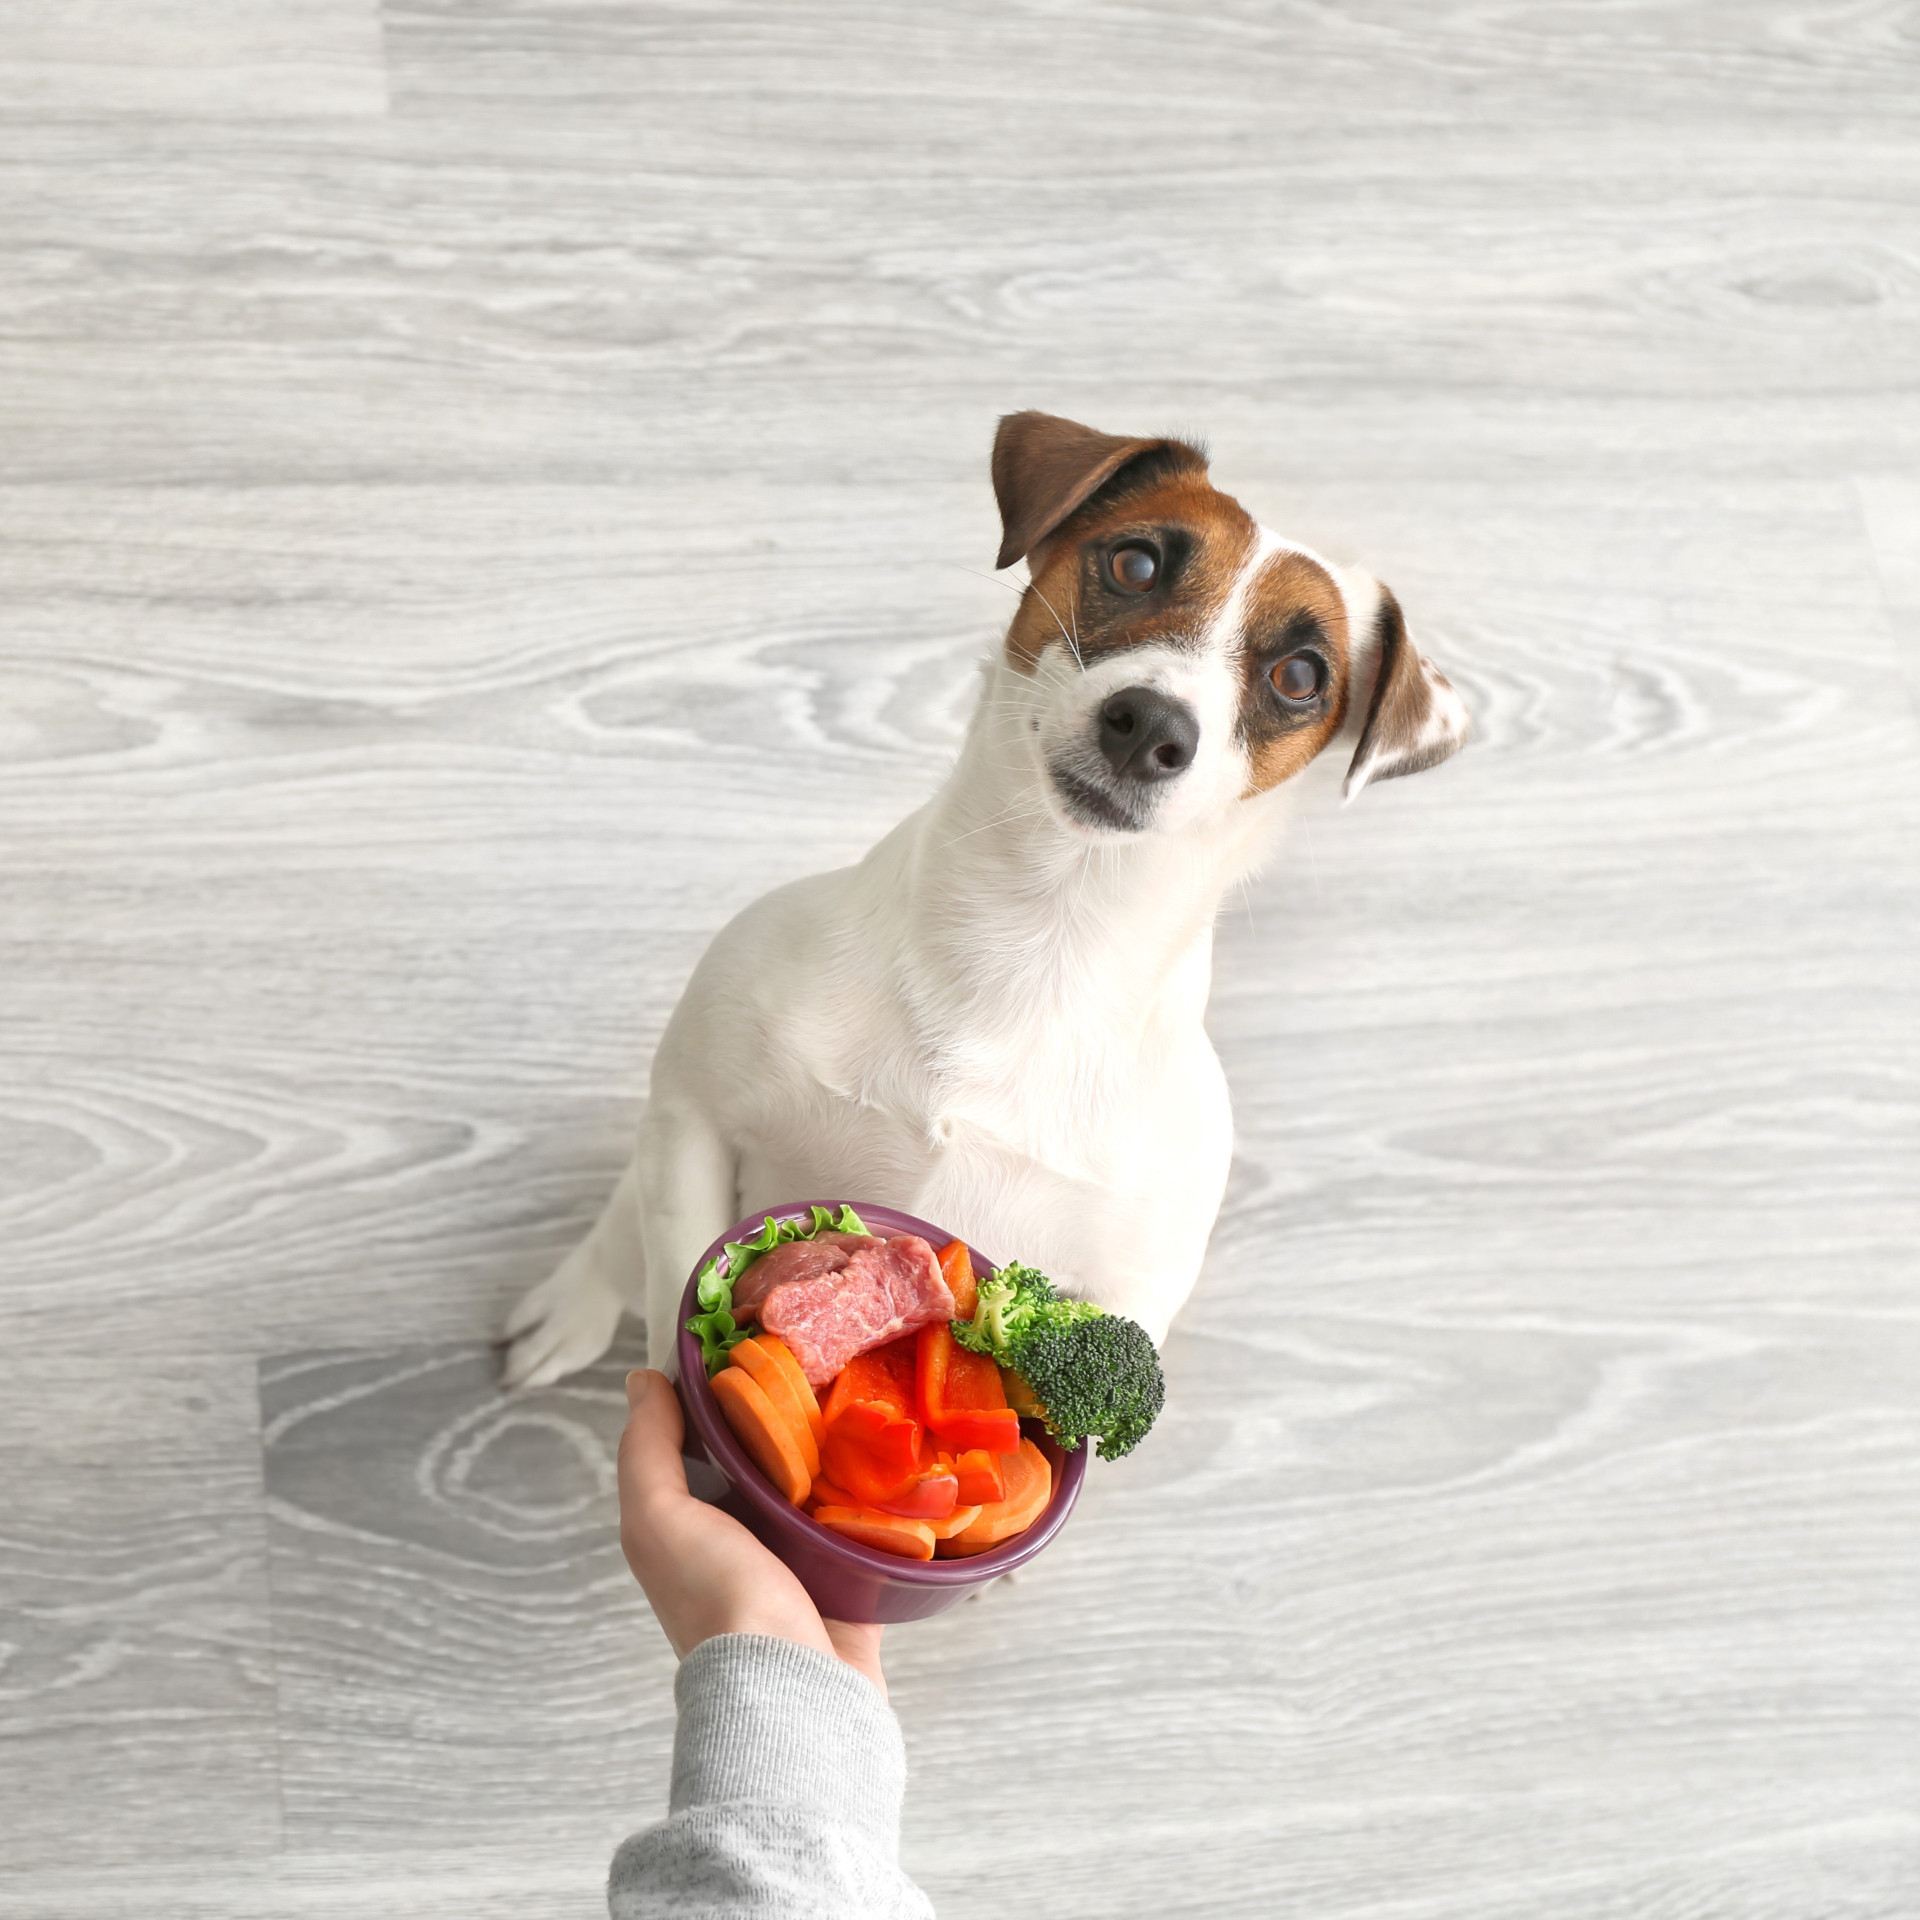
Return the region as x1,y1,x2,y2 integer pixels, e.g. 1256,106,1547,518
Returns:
757,978,1184,1165
730,996,1231,1332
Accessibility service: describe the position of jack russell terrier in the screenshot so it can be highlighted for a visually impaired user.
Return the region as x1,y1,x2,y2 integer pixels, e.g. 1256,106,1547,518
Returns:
501,410,1469,1389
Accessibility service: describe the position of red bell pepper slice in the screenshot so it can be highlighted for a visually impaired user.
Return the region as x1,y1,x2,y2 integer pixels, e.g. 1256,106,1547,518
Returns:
953,1447,1007,1507
938,1408,1021,1454
916,1322,1022,1454
874,1463,959,1521
823,1339,916,1430
822,1419,923,1507
819,1335,943,1509
824,1401,892,1447
915,1322,947,1424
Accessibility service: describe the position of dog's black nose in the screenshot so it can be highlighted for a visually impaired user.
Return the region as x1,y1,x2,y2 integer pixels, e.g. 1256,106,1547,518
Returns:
1097,686,1199,783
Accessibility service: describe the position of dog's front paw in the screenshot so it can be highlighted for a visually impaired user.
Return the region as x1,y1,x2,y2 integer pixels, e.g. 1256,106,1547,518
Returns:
499,1261,626,1390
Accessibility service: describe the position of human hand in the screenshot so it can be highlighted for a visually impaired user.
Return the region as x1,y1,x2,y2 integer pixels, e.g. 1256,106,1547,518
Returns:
615,1369,887,1698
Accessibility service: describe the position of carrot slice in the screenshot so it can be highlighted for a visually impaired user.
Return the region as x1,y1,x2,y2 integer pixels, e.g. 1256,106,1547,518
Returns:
728,1339,821,1476
935,1438,1051,1555
813,1506,936,1561
710,1367,812,1506
747,1334,823,1444
805,1476,858,1513
937,1239,978,1321
926,1503,982,1540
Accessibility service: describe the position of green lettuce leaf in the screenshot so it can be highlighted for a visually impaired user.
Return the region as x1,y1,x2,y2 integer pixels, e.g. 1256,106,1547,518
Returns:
684,1203,872,1375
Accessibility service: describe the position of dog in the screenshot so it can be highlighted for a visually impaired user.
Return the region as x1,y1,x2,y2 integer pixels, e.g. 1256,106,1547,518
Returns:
501,410,1468,1389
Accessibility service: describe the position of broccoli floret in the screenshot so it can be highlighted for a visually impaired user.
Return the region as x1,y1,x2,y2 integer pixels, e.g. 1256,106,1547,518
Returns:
952,1262,1165,1460
1015,1313,1164,1460
956,1261,1081,1353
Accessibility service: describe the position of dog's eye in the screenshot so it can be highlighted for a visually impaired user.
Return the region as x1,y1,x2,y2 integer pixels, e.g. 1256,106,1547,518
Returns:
1272,653,1323,702
1110,544,1159,592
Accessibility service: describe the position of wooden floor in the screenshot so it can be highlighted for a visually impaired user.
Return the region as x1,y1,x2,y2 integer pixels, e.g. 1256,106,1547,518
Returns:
3,6,1918,1915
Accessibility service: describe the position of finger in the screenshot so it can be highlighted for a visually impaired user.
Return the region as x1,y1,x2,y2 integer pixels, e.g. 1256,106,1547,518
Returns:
618,1369,689,1513
616,1371,711,1642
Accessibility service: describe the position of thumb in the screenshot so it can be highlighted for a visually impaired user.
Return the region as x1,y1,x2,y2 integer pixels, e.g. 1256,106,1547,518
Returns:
619,1369,690,1512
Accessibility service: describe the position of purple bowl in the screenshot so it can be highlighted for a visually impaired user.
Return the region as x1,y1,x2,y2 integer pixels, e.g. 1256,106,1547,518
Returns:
676,1200,1087,1624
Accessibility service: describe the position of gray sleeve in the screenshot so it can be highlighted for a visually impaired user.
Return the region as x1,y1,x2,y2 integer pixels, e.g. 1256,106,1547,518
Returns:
609,1633,936,1920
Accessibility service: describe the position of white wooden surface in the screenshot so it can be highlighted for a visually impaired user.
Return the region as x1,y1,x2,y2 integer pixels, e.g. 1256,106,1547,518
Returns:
2,5,1917,1915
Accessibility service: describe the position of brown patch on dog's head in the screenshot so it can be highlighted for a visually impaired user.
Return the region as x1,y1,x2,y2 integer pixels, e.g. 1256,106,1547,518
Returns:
993,412,1207,570
1343,585,1472,798
992,410,1257,674
1235,550,1355,796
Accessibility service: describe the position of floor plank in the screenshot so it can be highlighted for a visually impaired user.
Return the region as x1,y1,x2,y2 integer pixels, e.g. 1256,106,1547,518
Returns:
260,1336,666,1855
1858,473,1920,711
0,0,385,117
0,1357,280,1873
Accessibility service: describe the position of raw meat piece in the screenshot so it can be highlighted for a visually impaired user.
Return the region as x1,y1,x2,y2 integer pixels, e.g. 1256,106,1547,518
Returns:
731,1231,871,1319
760,1235,957,1388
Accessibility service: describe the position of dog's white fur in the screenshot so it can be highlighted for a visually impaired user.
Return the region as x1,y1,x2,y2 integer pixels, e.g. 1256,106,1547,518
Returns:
501,479,1464,1391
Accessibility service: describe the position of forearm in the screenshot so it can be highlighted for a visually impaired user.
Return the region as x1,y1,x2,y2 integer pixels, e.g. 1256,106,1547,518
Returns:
610,1635,933,1920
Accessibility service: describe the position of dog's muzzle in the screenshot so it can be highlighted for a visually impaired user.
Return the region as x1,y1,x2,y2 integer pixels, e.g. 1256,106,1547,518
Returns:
1048,685,1199,833
1097,686,1199,785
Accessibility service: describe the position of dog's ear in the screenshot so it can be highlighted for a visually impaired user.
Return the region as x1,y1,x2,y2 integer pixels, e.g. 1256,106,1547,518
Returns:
991,411,1206,570
1344,584,1471,800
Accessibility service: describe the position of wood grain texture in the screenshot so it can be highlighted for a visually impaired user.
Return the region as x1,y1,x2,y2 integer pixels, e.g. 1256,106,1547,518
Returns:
0,0,386,117
0,1357,280,1872
2,3,1918,1915
259,1337,667,1850
1859,473,1920,712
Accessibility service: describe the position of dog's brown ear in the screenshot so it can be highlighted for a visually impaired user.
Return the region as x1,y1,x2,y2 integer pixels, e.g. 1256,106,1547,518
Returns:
992,411,1206,570
1345,585,1471,799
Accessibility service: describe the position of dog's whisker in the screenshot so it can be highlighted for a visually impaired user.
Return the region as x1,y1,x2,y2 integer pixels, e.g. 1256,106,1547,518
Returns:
936,787,1044,833
1063,836,1096,922
933,796,1053,851
942,812,1052,854
946,561,1026,601
946,558,1086,675
1023,575,1086,674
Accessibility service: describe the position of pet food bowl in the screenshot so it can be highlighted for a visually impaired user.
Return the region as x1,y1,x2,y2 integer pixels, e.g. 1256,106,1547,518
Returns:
676,1200,1088,1624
